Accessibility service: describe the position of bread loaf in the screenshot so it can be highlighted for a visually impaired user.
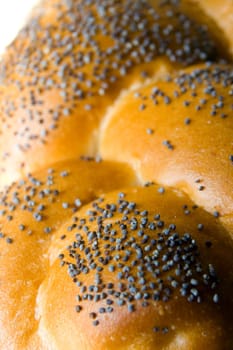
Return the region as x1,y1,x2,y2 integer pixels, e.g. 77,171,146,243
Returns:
0,0,232,187
0,1,232,349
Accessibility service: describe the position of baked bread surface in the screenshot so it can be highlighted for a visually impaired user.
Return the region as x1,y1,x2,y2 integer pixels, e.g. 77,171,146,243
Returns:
0,1,232,349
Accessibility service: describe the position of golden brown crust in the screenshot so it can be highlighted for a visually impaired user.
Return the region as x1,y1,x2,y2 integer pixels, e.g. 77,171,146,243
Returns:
0,0,232,187
100,64,233,220
0,159,136,349
1,174,233,349
0,1,232,349
189,0,233,56
38,187,233,349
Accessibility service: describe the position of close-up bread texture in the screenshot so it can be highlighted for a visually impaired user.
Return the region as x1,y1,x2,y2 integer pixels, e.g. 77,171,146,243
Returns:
0,0,232,349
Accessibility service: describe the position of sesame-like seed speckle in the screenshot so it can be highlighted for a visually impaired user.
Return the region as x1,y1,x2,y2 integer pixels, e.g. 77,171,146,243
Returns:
146,128,154,135
60,192,221,328
213,294,219,303
0,0,223,166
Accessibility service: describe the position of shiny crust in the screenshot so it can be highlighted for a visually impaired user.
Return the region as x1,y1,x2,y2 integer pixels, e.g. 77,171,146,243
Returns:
190,0,233,56
0,0,232,186
100,64,233,219
0,1,232,349
38,187,233,350
0,159,136,349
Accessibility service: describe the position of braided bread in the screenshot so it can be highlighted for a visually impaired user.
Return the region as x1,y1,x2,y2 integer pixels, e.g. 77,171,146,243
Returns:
0,1,232,349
